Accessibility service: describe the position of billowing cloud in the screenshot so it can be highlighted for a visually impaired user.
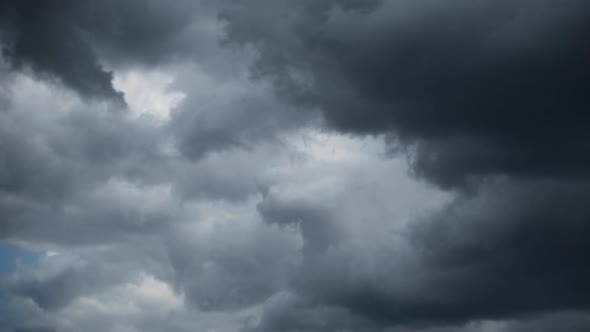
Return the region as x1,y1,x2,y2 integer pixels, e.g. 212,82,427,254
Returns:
0,0,219,103
222,0,590,187
1,1,589,332
0,1,123,102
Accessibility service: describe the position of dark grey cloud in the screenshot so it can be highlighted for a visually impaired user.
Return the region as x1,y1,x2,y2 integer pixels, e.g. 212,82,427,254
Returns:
491,312,590,332
0,0,212,103
243,178,590,332
406,179,590,321
384,312,590,332
1,1,589,332
214,2,590,330
0,0,123,102
222,0,590,187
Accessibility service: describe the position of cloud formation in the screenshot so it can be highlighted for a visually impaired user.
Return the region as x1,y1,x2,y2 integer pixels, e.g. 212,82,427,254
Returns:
1,1,589,332
222,0,590,186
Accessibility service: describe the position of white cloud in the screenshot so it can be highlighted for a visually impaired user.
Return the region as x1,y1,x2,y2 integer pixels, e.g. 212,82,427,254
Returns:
113,69,185,120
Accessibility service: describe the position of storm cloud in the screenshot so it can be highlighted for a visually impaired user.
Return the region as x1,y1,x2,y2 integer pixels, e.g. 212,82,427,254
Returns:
1,1,589,332
222,0,590,186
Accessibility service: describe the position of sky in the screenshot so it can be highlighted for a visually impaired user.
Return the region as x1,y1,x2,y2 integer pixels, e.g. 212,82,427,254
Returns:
0,1,589,331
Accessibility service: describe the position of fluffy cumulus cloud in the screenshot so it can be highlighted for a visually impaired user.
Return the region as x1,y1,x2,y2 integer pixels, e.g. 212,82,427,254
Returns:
0,1,589,332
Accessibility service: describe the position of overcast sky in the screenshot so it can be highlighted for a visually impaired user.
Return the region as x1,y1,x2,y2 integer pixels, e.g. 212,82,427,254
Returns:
1,1,589,331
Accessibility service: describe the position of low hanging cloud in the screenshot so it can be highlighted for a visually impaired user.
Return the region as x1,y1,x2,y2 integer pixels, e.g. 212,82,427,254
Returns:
1,1,589,332
220,0,590,330
222,0,590,186
0,0,216,103
0,1,122,102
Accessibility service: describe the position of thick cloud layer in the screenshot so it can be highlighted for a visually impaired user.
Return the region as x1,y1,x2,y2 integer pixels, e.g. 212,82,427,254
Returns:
0,0,216,103
0,1,122,102
1,1,589,332
222,0,590,187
